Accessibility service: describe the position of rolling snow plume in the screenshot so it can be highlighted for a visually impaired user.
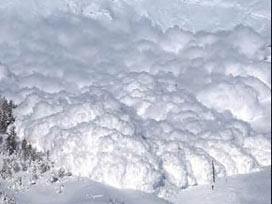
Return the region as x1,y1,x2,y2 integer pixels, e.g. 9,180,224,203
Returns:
0,0,271,199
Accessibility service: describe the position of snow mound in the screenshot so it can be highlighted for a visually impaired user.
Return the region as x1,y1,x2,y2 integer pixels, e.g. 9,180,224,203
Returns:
0,0,271,199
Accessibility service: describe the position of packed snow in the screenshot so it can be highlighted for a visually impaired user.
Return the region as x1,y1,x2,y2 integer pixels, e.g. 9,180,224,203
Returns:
170,167,271,204
1,165,270,204
0,0,271,200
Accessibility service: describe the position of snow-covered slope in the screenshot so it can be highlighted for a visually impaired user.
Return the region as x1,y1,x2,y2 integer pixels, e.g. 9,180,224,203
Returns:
170,167,271,204
2,166,270,204
14,178,171,204
0,0,271,200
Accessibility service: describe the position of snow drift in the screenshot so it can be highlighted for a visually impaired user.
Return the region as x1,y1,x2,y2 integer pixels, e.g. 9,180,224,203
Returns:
0,0,271,199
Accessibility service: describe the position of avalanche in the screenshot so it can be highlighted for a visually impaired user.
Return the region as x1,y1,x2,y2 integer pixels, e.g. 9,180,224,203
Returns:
0,0,271,200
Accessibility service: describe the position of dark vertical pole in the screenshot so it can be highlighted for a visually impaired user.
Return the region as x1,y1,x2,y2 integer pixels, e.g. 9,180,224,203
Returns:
212,160,215,190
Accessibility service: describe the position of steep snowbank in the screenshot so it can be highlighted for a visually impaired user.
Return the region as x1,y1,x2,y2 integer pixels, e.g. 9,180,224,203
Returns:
0,0,271,199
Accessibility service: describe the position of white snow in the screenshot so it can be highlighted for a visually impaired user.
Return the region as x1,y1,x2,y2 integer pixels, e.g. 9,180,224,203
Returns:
170,167,271,204
2,166,270,204
15,177,171,204
0,0,271,200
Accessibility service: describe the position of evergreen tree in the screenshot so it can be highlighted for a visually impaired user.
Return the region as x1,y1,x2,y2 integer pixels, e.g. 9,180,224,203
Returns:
5,127,17,156
0,97,16,134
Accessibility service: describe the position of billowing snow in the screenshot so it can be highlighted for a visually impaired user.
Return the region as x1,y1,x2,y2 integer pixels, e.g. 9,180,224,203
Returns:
0,0,271,199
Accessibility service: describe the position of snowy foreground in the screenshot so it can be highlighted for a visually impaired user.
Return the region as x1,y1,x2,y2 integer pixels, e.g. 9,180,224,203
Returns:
1,167,270,204
171,167,271,204
0,0,271,203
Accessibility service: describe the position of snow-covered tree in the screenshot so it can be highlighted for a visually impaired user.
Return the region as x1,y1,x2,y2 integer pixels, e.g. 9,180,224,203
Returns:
0,97,16,134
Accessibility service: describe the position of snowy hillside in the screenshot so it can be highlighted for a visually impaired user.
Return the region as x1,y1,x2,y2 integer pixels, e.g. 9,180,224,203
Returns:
0,0,271,203
12,167,270,204
170,167,271,204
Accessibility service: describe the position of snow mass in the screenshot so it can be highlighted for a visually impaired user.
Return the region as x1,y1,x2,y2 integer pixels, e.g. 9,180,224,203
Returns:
0,0,271,199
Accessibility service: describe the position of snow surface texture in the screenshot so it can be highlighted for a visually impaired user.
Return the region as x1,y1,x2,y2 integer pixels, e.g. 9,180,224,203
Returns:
11,167,270,204
0,0,271,199
170,167,271,204
14,177,172,204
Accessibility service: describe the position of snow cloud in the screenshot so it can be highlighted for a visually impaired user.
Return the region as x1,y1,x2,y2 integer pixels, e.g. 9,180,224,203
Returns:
0,0,271,199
